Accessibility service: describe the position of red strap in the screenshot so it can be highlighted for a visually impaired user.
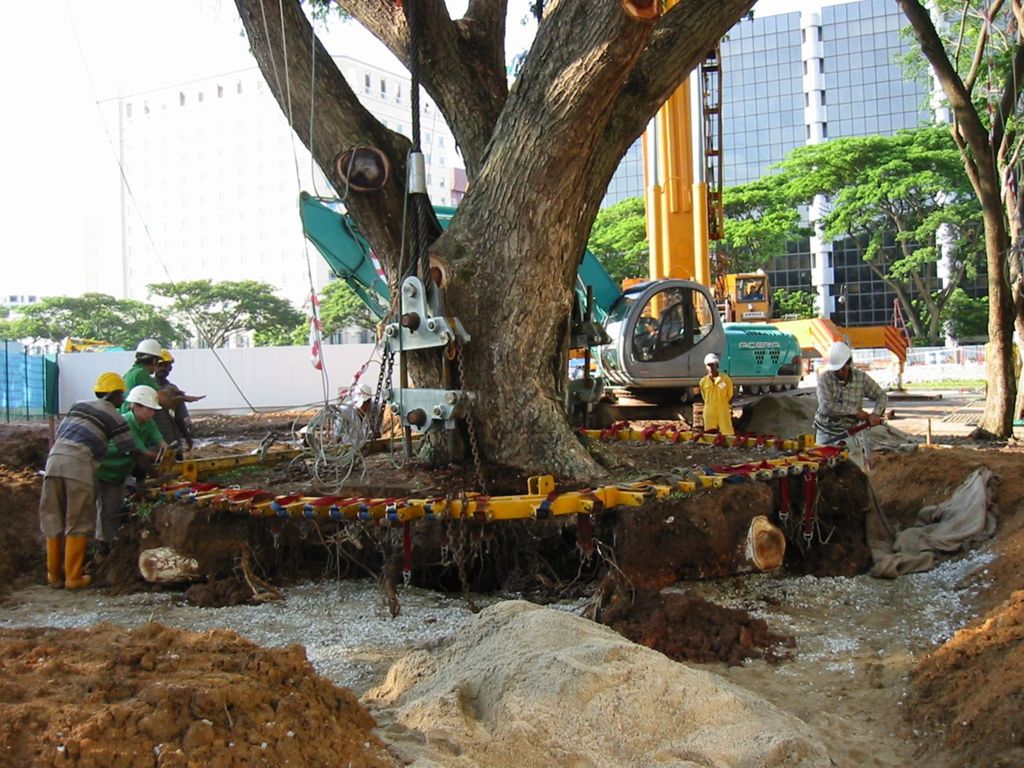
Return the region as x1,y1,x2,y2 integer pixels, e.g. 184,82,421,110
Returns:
779,477,791,518
802,472,817,539
402,521,412,579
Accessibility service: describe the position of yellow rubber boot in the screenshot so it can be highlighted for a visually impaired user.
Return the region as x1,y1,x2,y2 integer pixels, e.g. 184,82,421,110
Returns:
46,537,64,588
64,536,93,590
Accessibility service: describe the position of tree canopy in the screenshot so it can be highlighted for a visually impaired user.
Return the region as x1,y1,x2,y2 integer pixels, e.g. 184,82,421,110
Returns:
717,177,804,274
777,126,984,344
586,196,648,285
318,279,377,336
148,280,303,349
0,294,180,348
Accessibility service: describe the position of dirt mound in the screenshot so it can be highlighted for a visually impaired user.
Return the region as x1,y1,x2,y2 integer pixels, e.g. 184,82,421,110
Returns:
909,590,1024,768
0,467,44,595
594,580,793,665
0,424,50,470
873,447,1024,607
740,393,817,438
191,412,304,440
0,622,398,768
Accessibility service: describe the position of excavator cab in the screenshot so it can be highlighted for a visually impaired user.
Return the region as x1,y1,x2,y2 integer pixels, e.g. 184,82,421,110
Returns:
724,273,771,321
599,280,724,387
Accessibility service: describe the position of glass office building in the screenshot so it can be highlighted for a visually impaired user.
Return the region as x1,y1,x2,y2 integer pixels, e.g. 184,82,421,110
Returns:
603,0,947,327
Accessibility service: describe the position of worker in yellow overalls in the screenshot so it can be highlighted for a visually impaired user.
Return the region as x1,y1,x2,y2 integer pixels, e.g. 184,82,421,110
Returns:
700,353,734,435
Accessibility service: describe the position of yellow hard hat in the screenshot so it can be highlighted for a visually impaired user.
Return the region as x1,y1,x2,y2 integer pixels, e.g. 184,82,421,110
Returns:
94,371,126,394
160,349,174,363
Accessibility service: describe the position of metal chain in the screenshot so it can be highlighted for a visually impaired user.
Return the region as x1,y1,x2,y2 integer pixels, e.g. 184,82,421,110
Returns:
369,345,395,439
455,337,487,496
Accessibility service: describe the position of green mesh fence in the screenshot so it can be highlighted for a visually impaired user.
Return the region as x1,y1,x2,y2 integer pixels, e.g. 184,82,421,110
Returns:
1,340,58,422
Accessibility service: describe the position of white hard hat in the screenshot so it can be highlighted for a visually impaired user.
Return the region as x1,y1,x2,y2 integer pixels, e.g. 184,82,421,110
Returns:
704,353,720,365
135,339,163,358
126,385,162,410
824,341,853,371
354,382,374,404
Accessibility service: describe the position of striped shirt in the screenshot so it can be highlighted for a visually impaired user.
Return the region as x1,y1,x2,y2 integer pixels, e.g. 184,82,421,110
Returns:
46,398,136,476
813,368,888,439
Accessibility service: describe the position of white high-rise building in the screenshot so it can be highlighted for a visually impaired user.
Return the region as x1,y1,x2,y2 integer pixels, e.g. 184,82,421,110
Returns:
117,56,466,312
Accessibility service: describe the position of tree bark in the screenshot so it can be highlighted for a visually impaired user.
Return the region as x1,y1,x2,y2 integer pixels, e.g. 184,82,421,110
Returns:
900,0,1018,436
236,0,756,477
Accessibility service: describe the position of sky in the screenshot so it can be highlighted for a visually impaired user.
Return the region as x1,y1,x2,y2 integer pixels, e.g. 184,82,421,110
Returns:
0,0,824,301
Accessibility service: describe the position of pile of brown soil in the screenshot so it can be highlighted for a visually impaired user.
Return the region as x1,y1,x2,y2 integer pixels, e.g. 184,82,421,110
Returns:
594,579,793,665
873,447,1024,605
0,466,44,595
191,412,305,440
909,590,1024,767
0,424,50,470
0,622,398,768
871,447,1024,766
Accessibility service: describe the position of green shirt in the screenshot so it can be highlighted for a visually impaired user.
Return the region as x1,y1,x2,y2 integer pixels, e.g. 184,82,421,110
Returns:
121,363,160,415
96,410,162,485
123,362,158,393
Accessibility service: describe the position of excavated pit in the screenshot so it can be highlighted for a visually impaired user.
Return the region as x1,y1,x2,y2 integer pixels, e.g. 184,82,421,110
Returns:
3,409,1024,767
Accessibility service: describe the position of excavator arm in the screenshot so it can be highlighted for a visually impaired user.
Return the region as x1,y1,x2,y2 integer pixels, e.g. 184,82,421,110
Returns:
299,192,394,320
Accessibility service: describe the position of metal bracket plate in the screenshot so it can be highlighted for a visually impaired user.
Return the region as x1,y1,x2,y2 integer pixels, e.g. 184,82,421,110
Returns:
383,276,471,353
387,387,476,432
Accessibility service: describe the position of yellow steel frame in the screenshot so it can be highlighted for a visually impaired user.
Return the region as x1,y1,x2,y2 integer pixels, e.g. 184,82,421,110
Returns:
150,444,847,524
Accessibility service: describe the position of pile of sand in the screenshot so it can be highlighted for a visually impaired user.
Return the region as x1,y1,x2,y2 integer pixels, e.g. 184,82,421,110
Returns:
742,393,917,449
365,600,831,767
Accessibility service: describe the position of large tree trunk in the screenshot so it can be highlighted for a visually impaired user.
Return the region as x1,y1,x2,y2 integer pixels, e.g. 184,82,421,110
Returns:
900,0,1018,436
235,0,756,477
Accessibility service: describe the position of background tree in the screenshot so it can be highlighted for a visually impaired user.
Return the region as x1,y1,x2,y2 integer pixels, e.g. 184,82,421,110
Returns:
253,322,308,347
899,0,1021,434
149,280,303,349
0,294,180,348
779,126,984,344
233,0,757,476
318,279,378,336
586,196,648,284
939,287,989,343
716,177,804,274
772,288,817,320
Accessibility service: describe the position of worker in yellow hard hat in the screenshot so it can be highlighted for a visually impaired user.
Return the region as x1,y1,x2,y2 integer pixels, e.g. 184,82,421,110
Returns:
699,353,735,435
38,372,140,590
153,349,204,453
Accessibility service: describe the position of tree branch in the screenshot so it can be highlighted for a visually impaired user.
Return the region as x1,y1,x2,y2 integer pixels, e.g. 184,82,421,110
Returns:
899,0,992,161
337,0,507,178
991,41,1024,152
963,0,1003,92
235,0,419,281
583,0,757,204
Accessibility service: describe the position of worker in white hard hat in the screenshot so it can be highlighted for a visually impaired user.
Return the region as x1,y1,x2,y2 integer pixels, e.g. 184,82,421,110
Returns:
813,341,888,453
699,352,735,435
95,385,168,553
349,382,381,435
122,339,164,396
